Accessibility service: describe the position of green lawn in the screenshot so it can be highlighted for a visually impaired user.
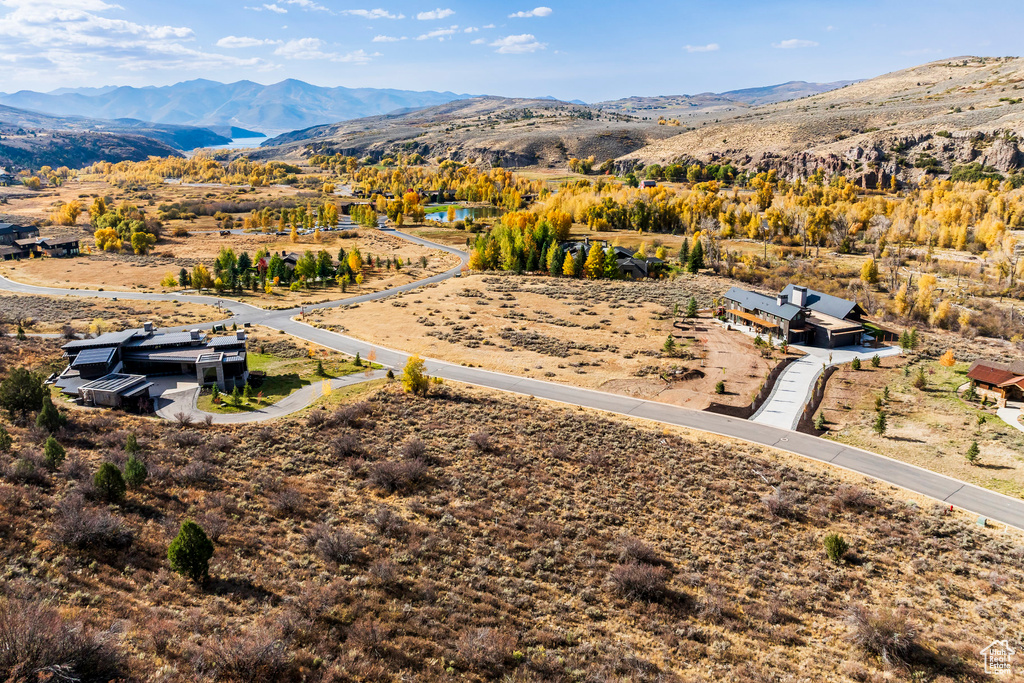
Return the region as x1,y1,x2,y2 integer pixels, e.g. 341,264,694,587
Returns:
423,204,464,214
196,351,379,414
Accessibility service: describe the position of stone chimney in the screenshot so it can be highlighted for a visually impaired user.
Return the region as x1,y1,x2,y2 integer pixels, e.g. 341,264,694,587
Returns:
236,330,246,341
776,293,788,307
791,286,808,308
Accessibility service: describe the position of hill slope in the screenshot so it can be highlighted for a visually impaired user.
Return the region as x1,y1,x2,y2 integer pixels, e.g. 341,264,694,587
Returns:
0,79,473,136
0,344,1018,682
0,103,233,168
619,56,1024,183
261,96,677,167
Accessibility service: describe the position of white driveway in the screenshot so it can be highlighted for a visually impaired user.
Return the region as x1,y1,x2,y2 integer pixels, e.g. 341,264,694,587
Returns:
751,343,903,430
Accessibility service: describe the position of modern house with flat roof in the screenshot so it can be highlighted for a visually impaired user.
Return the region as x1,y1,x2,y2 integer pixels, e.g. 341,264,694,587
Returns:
56,323,249,410
722,284,866,348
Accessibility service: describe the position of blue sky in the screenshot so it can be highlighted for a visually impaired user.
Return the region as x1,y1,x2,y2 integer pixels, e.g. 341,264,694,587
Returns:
0,0,1021,101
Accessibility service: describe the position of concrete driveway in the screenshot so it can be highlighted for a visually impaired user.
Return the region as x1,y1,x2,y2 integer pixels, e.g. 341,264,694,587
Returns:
752,344,903,429
154,370,388,424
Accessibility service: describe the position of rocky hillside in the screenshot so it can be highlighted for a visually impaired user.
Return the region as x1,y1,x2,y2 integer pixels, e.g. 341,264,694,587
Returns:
261,96,677,168
594,80,858,120
0,130,182,169
619,56,1024,185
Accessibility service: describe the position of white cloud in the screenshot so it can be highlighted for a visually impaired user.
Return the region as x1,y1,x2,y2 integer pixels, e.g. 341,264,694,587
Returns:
416,25,458,40
274,37,376,63
372,34,406,42
217,35,278,48
417,7,454,20
246,3,287,13
286,0,328,10
772,38,819,49
683,43,719,53
341,8,404,19
490,34,545,54
509,6,552,18
464,26,478,33
470,38,486,45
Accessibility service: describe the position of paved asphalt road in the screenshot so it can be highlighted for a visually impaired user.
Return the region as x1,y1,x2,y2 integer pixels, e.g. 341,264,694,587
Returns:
3,230,1024,529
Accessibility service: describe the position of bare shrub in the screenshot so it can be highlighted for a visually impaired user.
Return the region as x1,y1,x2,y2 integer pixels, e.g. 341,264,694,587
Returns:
367,559,402,592
169,430,204,449
762,487,798,519
63,453,90,480
456,628,517,673
6,456,48,487
366,505,408,539
331,433,363,459
0,598,124,680
609,562,668,602
399,437,426,460
208,434,234,453
830,485,876,513
468,431,495,453
254,426,276,444
177,460,215,487
209,626,294,681
326,401,371,429
51,494,133,550
617,535,662,565
307,525,365,565
306,409,328,430
367,459,429,494
270,487,305,517
203,414,214,428
173,411,194,428
699,582,726,623
196,509,229,543
348,619,391,659
846,603,919,666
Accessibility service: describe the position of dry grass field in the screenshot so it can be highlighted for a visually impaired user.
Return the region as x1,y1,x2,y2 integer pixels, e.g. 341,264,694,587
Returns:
0,228,459,306
311,273,788,410
819,355,1024,499
0,336,1021,681
0,293,222,334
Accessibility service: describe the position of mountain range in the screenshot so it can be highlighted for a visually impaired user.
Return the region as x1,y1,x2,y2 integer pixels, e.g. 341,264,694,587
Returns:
0,79,473,137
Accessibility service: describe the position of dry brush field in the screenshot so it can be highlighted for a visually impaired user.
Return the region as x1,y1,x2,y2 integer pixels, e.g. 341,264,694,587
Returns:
0,339,1022,681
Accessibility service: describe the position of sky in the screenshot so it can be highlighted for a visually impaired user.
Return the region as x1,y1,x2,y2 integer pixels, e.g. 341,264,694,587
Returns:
0,0,1021,101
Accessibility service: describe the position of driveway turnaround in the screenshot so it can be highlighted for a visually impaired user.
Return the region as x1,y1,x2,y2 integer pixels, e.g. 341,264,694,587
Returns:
155,370,388,424
5,231,1024,529
752,344,904,430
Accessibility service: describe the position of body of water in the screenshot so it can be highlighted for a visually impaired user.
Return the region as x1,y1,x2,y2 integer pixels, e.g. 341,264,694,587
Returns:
430,206,504,223
202,137,268,151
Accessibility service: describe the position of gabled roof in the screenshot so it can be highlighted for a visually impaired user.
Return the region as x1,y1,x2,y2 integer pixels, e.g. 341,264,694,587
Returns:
781,284,861,320
968,360,1024,387
40,236,80,247
724,286,804,321
207,335,245,348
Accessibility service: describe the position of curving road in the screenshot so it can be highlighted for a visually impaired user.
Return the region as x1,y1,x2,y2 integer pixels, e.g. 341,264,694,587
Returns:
3,228,1024,529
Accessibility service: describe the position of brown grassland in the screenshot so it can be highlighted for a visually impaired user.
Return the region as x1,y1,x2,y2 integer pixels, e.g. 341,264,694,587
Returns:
311,273,787,410
0,293,222,334
819,354,1024,500
0,338,1022,681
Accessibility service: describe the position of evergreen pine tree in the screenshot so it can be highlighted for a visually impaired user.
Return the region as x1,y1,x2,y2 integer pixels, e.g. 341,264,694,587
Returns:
663,336,676,355
873,410,887,436
168,520,214,583
124,432,140,455
572,246,586,278
965,440,980,465
687,240,705,272
354,352,362,367
603,248,620,279
94,462,126,503
0,426,11,453
35,395,65,433
547,246,564,277
124,454,148,489
686,297,698,318
678,238,690,264
43,436,65,470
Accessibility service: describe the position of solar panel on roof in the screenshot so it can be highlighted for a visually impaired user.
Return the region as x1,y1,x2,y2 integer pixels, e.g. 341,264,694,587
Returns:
70,347,115,367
